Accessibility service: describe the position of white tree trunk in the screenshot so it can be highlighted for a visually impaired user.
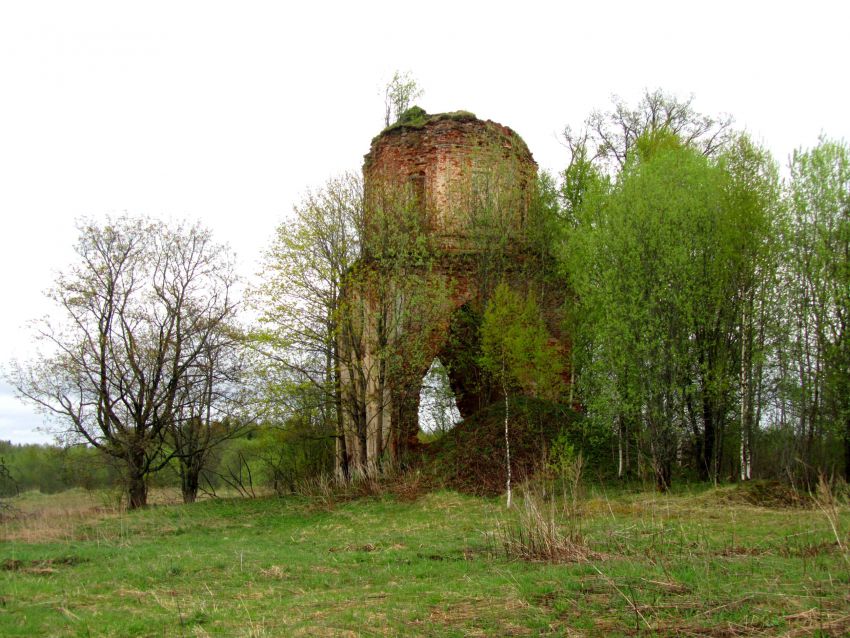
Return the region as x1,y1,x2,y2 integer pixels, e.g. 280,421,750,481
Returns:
617,416,624,479
503,377,512,509
740,304,752,481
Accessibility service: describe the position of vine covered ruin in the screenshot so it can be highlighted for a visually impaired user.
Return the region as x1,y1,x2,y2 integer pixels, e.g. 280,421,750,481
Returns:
336,109,567,478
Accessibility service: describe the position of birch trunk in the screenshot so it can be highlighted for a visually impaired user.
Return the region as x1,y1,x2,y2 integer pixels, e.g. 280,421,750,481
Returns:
503,375,512,509
740,303,751,481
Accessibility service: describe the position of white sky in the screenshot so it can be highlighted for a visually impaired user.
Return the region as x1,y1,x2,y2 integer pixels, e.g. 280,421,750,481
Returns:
1,0,848,444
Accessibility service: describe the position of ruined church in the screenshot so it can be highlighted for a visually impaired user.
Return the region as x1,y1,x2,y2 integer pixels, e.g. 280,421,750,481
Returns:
336,109,564,478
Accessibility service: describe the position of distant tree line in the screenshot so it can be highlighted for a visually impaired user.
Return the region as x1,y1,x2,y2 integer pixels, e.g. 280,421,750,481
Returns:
0,427,333,500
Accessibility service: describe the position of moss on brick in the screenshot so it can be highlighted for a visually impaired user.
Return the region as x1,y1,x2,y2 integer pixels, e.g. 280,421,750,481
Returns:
377,107,479,139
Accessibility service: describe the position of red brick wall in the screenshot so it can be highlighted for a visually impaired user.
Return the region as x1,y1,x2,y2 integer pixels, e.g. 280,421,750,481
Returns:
363,115,537,252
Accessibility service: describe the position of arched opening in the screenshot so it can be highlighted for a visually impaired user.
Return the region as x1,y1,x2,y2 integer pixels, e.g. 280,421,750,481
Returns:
418,358,462,436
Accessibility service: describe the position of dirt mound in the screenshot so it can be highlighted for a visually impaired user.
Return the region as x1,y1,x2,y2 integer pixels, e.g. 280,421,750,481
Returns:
422,398,582,496
712,480,811,508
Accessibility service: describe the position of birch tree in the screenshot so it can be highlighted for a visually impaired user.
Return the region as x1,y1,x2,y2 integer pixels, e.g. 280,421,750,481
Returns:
253,173,363,481
480,283,564,507
383,71,424,127
784,138,850,481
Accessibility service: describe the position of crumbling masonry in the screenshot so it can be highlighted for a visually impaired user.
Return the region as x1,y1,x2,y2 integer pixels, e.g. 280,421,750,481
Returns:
337,110,560,478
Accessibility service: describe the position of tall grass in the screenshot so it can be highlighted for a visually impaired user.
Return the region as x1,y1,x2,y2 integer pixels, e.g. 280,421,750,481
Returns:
3,482,850,635
814,473,849,571
494,449,597,562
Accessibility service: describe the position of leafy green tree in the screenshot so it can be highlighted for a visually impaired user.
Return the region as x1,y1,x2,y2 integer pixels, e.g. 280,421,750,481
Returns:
564,131,779,488
783,138,850,480
559,94,743,484
253,173,363,481
479,282,564,507
719,135,782,480
256,169,458,479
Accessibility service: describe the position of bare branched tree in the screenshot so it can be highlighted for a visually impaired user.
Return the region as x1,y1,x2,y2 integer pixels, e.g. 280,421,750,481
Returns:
9,217,239,508
169,324,251,503
564,88,734,175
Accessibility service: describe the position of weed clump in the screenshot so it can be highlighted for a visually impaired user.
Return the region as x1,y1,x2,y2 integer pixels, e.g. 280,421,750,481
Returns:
396,105,428,126
814,474,849,571
491,446,601,563
494,492,598,563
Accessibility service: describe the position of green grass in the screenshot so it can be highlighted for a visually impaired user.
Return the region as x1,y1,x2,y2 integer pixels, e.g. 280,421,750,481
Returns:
2,483,849,636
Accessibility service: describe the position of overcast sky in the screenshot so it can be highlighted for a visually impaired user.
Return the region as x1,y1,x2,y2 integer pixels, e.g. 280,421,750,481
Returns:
1,0,848,444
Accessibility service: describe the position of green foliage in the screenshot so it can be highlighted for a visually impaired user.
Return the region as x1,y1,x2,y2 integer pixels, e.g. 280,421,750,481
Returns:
250,419,334,494
253,172,361,365
548,430,578,476
563,132,781,487
560,142,608,226
631,126,686,161
252,173,362,477
524,171,568,269
783,137,850,479
396,105,427,126
0,441,121,493
479,282,564,400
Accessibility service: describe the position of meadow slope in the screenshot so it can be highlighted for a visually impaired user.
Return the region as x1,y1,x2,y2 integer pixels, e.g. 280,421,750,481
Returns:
2,484,849,637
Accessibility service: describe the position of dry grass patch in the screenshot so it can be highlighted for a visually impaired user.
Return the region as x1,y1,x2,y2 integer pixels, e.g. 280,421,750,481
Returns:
1,496,119,543
426,597,532,636
0,487,261,543
705,481,811,509
491,453,602,564
258,565,287,579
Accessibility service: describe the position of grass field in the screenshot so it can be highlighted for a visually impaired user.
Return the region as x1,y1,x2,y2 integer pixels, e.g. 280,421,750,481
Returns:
2,481,849,637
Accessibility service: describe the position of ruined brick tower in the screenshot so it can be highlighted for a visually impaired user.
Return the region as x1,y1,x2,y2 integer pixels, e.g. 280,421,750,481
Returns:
337,109,542,478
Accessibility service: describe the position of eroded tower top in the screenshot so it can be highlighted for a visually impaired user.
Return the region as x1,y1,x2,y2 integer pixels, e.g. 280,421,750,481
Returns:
363,108,537,252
